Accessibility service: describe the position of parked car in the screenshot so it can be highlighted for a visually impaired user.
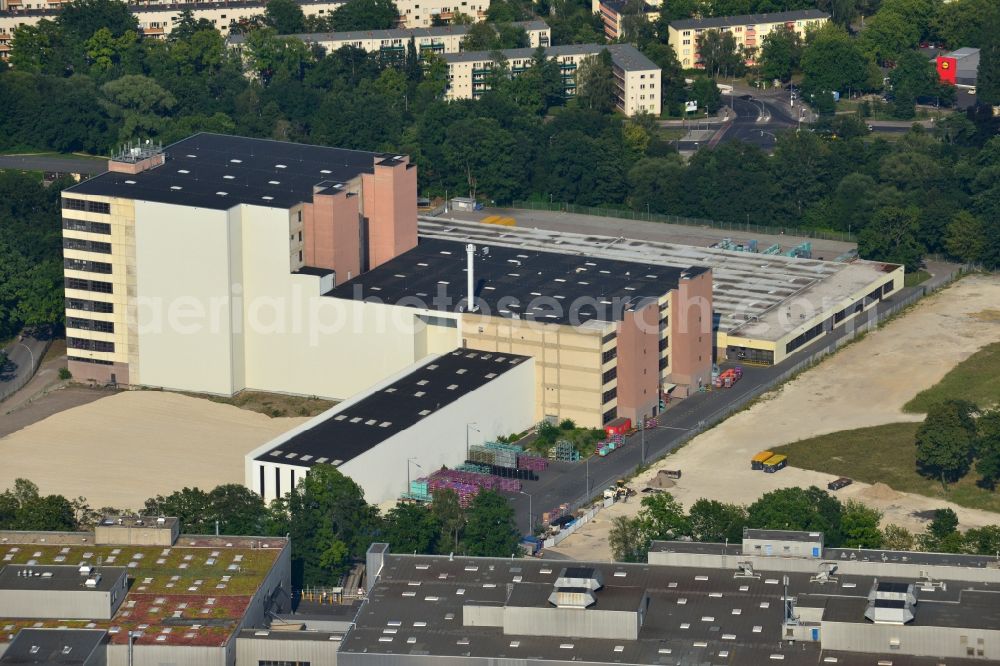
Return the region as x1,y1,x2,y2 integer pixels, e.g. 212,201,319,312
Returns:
828,477,853,491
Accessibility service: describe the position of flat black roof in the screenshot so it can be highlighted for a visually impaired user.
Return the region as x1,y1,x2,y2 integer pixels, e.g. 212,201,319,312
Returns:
876,581,910,593
744,529,823,542
340,550,1000,664
255,348,529,467
0,565,125,593
328,238,704,325
66,133,397,210
0,629,105,665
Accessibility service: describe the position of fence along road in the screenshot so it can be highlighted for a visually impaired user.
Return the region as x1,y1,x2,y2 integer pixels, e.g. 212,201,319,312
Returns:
508,265,966,536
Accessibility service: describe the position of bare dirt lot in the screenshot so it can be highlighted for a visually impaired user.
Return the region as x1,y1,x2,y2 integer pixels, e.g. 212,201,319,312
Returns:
0,391,307,510
554,274,1000,561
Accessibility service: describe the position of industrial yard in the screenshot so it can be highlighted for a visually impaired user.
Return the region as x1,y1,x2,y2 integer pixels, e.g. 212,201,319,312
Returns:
551,273,1000,561
0,392,307,510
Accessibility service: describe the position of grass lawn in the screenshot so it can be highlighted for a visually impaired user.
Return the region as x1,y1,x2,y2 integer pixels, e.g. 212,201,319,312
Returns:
903,270,930,288
178,389,335,417
903,341,1000,413
773,422,1000,513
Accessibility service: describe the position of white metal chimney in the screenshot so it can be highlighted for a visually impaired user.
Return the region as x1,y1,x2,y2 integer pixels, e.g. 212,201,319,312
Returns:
466,243,478,312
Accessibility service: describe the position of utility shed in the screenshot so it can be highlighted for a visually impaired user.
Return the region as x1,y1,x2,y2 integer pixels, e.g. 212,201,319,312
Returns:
0,565,127,620
0,629,107,666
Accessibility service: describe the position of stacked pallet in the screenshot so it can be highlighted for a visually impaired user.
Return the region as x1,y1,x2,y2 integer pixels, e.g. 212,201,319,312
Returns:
550,440,580,462
516,454,548,471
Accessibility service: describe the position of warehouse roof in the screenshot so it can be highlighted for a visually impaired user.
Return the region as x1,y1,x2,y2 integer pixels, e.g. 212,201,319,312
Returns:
66,133,399,210
340,548,1000,665
328,237,702,325
418,218,897,341
254,348,530,468
670,9,829,30
0,565,125,593
227,20,548,46
0,629,106,665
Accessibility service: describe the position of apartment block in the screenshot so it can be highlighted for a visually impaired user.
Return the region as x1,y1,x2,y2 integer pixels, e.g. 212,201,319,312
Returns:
0,0,493,45
227,19,550,58
443,43,662,116
668,8,829,68
592,0,661,41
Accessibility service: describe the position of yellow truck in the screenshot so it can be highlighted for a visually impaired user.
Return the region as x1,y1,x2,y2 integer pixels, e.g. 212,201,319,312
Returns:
762,454,788,473
751,450,774,470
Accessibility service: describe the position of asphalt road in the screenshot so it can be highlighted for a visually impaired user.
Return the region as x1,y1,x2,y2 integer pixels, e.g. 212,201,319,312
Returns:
0,335,48,402
0,155,105,175
506,262,960,538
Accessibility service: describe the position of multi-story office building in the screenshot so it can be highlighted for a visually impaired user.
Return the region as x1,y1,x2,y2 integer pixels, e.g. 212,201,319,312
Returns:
226,19,550,59
0,0,492,47
442,43,662,116
667,9,829,68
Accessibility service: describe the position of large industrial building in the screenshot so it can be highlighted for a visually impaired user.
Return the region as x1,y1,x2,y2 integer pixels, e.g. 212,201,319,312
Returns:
335,530,1000,665
0,519,299,666
442,43,662,116
226,19,551,57
419,218,902,366
60,133,712,430
667,9,829,68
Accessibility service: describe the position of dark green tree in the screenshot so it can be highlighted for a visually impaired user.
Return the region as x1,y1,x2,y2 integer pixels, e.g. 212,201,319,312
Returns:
609,516,649,562
974,411,1000,488
265,0,307,33
689,76,722,114
431,488,465,554
207,484,270,535
840,500,883,549
329,0,399,31
915,400,979,488
58,0,138,43
800,24,875,102
383,503,441,554
929,507,959,541
637,492,690,540
696,29,743,78
888,49,939,119
861,9,919,65
286,465,381,586
963,525,1000,556
747,486,844,546
758,25,801,83
976,4,1000,106
574,49,616,114
462,490,520,557
858,206,925,271
687,498,748,543
945,211,987,265
144,487,213,532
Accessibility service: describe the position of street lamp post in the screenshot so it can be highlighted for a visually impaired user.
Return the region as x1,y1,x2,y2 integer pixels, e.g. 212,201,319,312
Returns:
17,340,34,375
466,422,479,459
406,457,421,494
519,490,532,535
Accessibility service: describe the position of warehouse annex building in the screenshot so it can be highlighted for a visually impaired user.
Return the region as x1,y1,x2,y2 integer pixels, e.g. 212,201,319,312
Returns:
246,348,536,504
419,219,902,366
336,530,1000,665
61,133,713,431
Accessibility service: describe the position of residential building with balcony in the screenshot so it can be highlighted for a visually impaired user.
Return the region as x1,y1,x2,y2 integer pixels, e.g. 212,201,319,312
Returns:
667,9,828,68
226,19,550,61
443,43,662,116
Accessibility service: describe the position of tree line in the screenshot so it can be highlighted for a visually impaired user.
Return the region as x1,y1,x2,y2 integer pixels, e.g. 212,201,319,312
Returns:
0,0,998,347
608,485,1000,560
916,400,1000,491
0,467,520,588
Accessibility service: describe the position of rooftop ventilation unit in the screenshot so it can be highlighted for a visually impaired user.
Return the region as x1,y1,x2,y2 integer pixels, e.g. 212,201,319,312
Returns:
548,567,604,609
864,580,917,625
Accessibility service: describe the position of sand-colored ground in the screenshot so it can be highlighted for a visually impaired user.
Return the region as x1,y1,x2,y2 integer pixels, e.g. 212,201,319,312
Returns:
0,391,307,510
554,274,1000,561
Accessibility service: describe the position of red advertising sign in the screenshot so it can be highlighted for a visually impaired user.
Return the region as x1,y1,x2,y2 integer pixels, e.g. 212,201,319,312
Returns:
937,56,957,84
